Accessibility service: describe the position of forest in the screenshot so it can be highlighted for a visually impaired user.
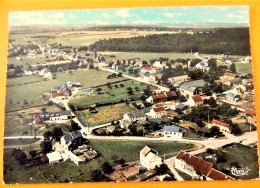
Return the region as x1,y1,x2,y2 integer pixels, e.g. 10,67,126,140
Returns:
89,28,250,55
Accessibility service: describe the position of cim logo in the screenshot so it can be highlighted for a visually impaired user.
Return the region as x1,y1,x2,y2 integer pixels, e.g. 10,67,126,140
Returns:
227,166,250,176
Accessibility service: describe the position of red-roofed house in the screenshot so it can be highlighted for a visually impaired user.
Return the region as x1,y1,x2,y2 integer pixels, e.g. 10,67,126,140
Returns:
208,119,232,134
175,150,234,180
141,67,157,74
49,92,66,103
147,107,168,118
187,95,203,107
222,72,238,80
146,91,177,104
244,109,256,117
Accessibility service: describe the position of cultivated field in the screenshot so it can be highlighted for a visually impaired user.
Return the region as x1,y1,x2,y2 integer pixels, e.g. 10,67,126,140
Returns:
4,140,194,183
9,30,179,48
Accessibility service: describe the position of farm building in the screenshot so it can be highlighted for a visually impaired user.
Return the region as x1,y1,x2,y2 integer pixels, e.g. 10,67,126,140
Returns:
140,146,162,171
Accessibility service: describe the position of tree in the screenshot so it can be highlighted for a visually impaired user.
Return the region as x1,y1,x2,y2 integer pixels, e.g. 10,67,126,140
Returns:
118,158,126,167
208,97,217,108
202,83,212,96
102,162,114,174
40,140,52,154
229,62,237,73
71,121,81,131
29,150,37,158
15,151,27,165
23,99,29,106
52,127,63,141
196,119,205,127
90,169,108,182
96,88,102,94
209,126,224,137
155,163,169,175
43,130,52,139
117,72,122,77
41,107,47,113
140,95,147,101
208,59,217,70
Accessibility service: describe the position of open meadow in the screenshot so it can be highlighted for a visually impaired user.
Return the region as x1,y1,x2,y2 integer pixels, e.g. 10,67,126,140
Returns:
5,69,126,112
3,140,194,183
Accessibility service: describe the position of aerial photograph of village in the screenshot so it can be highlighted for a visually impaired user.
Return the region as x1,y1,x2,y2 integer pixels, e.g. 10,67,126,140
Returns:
3,5,259,184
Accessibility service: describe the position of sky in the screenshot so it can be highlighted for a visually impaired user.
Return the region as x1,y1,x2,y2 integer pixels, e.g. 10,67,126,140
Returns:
9,6,249,26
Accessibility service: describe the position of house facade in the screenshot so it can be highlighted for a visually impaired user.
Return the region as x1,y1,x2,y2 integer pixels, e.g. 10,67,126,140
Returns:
140,146,162,171
187,95,203,107
208,119,232,134
163,125,186,139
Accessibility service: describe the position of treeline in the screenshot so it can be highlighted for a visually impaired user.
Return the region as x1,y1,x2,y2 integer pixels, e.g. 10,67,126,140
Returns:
89,28,250,55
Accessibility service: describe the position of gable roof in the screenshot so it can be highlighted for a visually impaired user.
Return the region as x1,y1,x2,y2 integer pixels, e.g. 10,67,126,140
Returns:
208,168,229,180
166,91,177,98
153,107,166,112
176,103,188,110
194,158,213,176
140,146,151,156
51,92,65,98
224,72,237,77
226,93,239,98
212,119,230,128
192,95,203,103
163,125,186,133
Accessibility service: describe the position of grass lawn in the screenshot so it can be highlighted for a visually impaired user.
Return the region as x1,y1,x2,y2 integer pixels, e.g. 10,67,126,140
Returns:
175,169,193,181
4,138,41,146
5,69,126,112
4,140,194,184
197,144,259,180
183,130,202,139
183,79,207,88
235,63,253,74
237,123,256,133
69,79,155,108
119,67,141,77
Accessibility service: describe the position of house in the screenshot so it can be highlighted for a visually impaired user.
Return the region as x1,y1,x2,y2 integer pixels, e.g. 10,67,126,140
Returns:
244,108,256,118
224,80,234,87
33,117,44,125
39,67,52,79
222,72,238,80
46,152,62,164
163,125,186,139
48,110,75,123
187,95,203,107
146,92,177,104
175,103,188,112
141,67,157,74
224,57,234,63
208,119,232,134
168,75,190,83
225,93,240,103
140,146,162,171
195,60,209,71
178,84,199,98
140,72,156,83
80,89,94,96
60,130,83,151
175,151,233,180
123,111,146,124
49,92,67,103
24,69,33,76
147,107,168,119
238,72,253,79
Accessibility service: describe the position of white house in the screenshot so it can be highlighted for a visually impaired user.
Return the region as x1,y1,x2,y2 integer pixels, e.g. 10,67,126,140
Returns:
48,111,75,123
175,150,233,180
24,69,33,76
123,111,146,124
141,67,157,74
39,67,52,79
187,95,203,107
163,125,186,139
147,107,168,119
46,152,62,164
49,92,67,103
195,60,209,71
141,72,155,83
207,119,232,134
140,146,162,171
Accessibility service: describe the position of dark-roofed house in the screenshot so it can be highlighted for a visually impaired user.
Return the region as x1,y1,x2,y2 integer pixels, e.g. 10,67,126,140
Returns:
140,146,162,171
60,130,84,151
178,84,199,98
225,93,240,103
175,103,188,111
175,150,234,180
163,125,186,139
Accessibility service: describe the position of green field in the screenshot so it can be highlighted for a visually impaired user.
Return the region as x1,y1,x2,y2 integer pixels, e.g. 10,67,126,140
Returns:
4,140,193,183
4,138,41,146
5,69,126,112
198,144,259,180
236,63,253,74
69,79,156,109
8,56,46,67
